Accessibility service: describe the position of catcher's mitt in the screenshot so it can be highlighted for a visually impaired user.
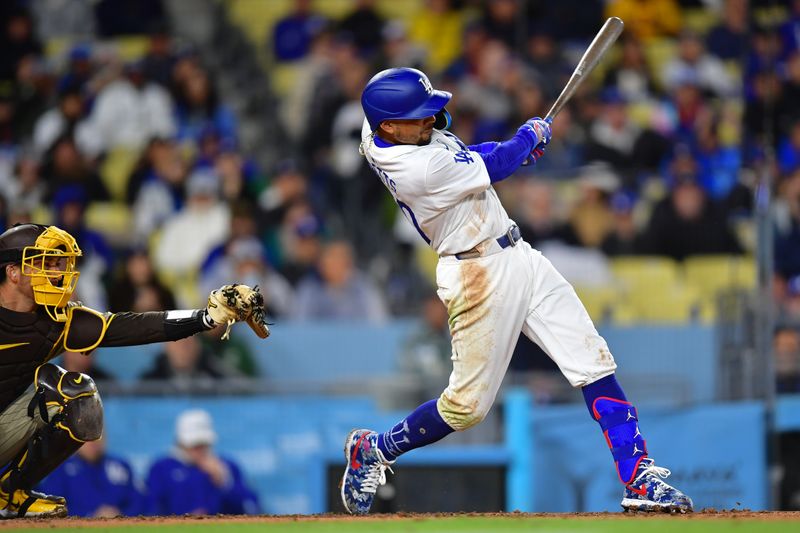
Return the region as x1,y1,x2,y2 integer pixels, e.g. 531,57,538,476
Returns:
206,284,270,340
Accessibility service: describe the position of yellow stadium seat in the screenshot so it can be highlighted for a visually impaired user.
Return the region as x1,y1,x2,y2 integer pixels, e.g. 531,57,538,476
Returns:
99,147,141,203
682,8,720,36
683,255,756,298
644,38,677,87
629,283,703,323
114,36,149,61
84,202,132,246
574,285,621,324
414,245,438,287
228,0,293,46
610,256,680,292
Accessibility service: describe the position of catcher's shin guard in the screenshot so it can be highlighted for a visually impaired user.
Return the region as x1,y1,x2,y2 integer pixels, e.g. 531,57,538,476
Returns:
0,364,103,517
591,397,647,485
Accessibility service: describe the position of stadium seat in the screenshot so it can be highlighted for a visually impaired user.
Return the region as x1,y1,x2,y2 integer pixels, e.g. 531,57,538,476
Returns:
682,8,720,36
84,202,132,247
683,255,756,299
99,146,140,202
610,256,680,293
573,285,620,324
628,283,704,323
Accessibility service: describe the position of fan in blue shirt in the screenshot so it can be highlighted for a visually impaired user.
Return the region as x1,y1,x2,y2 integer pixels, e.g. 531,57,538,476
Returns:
37,438,145,517
145,409,260,516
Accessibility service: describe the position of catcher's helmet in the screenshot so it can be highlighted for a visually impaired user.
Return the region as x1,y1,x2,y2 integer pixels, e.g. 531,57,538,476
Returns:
0,224,82,322
361,67,451,131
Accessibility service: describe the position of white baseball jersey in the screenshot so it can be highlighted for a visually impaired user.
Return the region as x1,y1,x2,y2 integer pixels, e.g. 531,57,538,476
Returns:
360,120,513,255
360,119,617,431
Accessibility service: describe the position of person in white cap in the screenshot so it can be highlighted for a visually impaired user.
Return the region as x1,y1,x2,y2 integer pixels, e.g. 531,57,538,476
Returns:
145,409,260,516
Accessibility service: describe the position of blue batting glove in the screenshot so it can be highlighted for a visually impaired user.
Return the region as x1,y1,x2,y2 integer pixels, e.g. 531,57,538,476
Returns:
520,116,552,147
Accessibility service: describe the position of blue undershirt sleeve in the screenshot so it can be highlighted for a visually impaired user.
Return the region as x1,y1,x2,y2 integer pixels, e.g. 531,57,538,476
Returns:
472,128,537,183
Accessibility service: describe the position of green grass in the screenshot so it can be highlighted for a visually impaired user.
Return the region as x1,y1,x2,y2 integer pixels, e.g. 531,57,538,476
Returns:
5,516,799,533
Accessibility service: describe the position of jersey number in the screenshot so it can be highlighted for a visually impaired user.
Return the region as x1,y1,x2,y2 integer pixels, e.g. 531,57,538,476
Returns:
397,200,431,245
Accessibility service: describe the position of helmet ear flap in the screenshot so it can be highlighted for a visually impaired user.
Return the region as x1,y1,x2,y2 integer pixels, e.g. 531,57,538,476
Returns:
434,108,452,130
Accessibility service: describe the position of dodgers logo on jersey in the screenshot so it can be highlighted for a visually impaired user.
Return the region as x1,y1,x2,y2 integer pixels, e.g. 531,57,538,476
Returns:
418,76,433,95
453,150,474,164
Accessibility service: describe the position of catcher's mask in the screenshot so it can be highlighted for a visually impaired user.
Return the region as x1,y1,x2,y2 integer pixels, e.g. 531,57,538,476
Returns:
0,224,82,322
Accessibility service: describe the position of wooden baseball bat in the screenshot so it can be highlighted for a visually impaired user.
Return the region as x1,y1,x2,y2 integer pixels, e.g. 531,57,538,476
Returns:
545,17,625,122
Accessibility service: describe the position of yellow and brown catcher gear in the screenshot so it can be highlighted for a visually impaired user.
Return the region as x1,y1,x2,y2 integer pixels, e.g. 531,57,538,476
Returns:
0,224,82,322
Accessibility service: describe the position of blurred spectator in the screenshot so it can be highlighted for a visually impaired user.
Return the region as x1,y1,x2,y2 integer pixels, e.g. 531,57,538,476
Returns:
42,135,110,203
605,0,681,43
140,336,238,388
0,83,21,148
664,30,739,99
0,6,42,81
584,90,670,183
601,191,644,256
80,61,176,155
108,248,176,312
60,350,114,383
30,0,95,40
338,0,385,56
693,112,742,201
271,0,327,63
515,179,572,248
199,327,259,378
399,292,451,403
407,0,464,74
565,165,619,248
257,160,309,227
276,202,324,285
706,0,748,61
173,65,237,144
523,24,565,100
130,138,189,239
526,106,583,179
53,186,114,309
146,409,260,515
642,166,742,261
782,52,800,136
479,0,523,49
603,35,660,103
13,51,50,137
775,170,800,284
775,326,800,394
293,240,387,322
441,21,489,83
32,81,90,157
200,236,294,318
744,70,786,160
153,168,231,279
94,0,166,37
142,22,178,89
780,0,800,59
0,150,45,212
380,20,426,71
38,437,144,517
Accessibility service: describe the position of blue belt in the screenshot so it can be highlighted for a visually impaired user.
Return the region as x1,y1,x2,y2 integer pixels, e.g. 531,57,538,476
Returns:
455,225,521,260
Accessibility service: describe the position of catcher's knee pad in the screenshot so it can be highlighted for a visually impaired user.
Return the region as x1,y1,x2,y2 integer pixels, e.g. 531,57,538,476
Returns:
31,364,103,442
437,392,491,431
591,397,647,484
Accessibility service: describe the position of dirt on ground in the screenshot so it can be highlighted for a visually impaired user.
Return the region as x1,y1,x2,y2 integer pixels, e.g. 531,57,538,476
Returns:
1,510,800,529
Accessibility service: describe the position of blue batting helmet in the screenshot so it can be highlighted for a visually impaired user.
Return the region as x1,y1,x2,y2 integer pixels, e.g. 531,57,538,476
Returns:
361,68,451,131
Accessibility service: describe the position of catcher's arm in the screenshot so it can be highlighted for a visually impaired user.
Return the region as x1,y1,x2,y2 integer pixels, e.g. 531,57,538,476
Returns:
206,284,271,340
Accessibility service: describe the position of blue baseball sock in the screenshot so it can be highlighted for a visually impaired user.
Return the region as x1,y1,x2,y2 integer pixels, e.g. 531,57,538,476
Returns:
582,374,647,485
377,399,455,461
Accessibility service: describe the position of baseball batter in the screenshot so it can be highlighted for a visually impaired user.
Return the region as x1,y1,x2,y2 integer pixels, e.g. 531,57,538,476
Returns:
0,223,268,518
340,68,693,514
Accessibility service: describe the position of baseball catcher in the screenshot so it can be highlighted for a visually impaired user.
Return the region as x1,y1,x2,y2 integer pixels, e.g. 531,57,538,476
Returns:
0,223,269,518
